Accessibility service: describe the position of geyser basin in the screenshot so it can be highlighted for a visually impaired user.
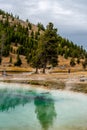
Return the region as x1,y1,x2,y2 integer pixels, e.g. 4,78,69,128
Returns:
0,82,87,130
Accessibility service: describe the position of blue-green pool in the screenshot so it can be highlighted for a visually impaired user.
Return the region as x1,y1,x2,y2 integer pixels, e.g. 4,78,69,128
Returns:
0,82,87,130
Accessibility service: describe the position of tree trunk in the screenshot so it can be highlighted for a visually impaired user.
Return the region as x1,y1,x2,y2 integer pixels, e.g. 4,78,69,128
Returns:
43,64,46,74
35,67,38,74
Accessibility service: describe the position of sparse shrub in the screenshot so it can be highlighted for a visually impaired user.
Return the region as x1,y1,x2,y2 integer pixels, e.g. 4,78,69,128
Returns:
9,56,12,63
77,58,80,64
14,54,22,66
70,58,76,67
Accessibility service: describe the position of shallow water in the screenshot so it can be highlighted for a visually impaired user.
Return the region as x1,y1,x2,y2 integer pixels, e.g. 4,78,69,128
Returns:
0,82,87,130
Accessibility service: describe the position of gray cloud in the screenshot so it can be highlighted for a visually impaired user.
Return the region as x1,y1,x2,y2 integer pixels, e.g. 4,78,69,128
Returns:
0,0,87,49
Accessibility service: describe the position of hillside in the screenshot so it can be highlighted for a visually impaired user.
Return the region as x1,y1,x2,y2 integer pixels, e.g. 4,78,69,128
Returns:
0,9,87,73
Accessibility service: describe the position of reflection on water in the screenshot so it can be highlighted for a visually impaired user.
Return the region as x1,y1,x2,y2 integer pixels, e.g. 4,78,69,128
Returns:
0,87,56,130
0,83,87,130
0,89,36,111
34,93,56,130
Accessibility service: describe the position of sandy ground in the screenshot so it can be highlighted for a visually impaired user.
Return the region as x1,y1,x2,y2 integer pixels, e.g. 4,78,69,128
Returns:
0,71,87,93
0,71,87,81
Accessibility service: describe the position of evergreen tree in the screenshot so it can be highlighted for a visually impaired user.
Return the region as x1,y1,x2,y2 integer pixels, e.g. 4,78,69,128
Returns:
70,58,76,67
82,58,87,70
32,22,58,73
82,61,86,70
37,22,45,31
77,58,80,64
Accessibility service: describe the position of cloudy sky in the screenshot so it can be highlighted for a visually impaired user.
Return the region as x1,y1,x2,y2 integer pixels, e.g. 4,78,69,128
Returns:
0,0,87,49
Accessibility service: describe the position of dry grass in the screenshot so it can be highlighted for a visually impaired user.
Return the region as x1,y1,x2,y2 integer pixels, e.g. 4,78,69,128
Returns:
5,67,33,72
0,53,33,72
0,66,33,72
0,54,86,73
51,56,86,73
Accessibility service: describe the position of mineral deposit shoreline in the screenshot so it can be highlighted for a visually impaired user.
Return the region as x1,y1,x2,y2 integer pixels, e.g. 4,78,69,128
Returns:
0,71,87,93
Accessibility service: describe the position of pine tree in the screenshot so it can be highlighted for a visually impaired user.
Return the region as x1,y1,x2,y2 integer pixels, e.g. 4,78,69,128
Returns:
70,58,76,67
77,58,80,64
32,22,58,73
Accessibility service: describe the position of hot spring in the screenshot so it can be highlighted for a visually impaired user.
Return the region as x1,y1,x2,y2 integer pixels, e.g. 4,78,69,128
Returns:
0,82,87,130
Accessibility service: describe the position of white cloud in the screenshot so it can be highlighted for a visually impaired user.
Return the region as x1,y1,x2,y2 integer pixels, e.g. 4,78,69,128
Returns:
0,0,87,48
38,1,50,11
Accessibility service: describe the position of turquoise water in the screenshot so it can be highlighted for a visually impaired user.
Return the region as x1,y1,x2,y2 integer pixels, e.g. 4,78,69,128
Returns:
0,83,87,130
